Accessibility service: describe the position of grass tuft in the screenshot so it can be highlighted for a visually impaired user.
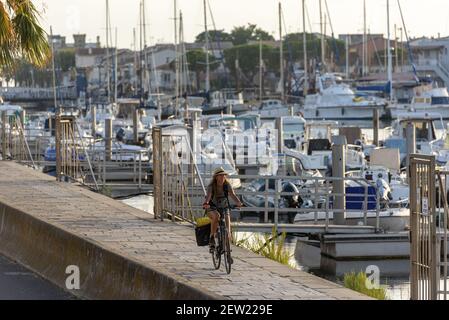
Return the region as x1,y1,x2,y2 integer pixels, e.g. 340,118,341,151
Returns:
234,228,294,268
343,271,389,300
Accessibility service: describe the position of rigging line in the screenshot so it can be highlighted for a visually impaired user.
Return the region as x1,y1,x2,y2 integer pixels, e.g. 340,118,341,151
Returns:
207,0,231,88
397,0,417,76
371,34,385,72
324,0,334,36
281,5,301,89
304,1,319,67
324,0,340,62
305,2,313,35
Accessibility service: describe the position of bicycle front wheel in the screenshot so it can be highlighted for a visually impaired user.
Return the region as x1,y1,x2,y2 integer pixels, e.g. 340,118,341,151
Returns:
223,230,232,275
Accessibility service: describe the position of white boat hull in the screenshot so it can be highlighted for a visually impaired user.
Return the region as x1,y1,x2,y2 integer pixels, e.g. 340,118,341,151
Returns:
304,106,387,120
390,105,449,119
294,208,409,232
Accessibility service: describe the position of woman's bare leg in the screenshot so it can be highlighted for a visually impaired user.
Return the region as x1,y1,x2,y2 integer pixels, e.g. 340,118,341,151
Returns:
208,211,219,238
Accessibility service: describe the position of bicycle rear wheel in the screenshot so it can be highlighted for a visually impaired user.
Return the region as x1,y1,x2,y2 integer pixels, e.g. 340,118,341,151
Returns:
223,228,232,274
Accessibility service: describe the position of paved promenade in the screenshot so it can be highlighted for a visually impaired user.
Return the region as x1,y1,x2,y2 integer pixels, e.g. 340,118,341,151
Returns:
0,162,370,300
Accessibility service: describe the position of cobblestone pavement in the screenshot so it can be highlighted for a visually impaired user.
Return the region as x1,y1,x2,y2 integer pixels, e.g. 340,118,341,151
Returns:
0,162,370,300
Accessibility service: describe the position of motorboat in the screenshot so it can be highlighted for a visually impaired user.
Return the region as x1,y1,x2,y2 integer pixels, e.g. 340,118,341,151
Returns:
383,112,447,166
247,99,297,118
390,87,449,119
304,73,387,120
201,89,245,115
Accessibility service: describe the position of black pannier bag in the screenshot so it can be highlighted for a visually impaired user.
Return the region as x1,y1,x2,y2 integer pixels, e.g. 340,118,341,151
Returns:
195,224,211,246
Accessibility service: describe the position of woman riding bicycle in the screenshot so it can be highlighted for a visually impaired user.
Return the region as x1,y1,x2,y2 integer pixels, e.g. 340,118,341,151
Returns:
203,167,242,252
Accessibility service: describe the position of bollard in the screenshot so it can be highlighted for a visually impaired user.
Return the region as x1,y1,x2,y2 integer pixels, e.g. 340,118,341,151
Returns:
133,107,139,144
275,117,284,154
226,104,233,115
105,118,113,161
332,136,347,225
20,110,26,129
91,105,96,138
373,108,379,146
48,113,53,137
1,111,7,160
406,121,416,168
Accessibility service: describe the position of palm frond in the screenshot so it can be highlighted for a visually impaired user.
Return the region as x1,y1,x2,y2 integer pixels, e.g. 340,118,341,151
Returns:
0,1,17,67
11,0,50,67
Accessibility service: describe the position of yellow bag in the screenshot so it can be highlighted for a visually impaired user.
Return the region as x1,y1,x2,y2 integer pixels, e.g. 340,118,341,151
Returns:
196,217,211,228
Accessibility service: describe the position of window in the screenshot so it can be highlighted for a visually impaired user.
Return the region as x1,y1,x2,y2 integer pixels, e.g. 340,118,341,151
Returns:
162,73,171,83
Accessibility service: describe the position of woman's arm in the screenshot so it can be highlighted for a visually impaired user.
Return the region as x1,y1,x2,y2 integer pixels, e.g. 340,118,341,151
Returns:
203,187,212,209
228,186,242,207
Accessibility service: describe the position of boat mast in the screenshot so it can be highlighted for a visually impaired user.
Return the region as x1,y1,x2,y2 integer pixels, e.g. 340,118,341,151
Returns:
203,0,210,93
179,11,184,96
143,0,149,98
319,0,325,71
259,37,263,102
114,28,118,104
174,0,179,116
362,0,366,76
345,35,349,78
302,0,308,97
106,0,110,104
394,24,399,72
387,0,393,101
133,28,138,93
50,26,58,112
139,1,144,107
279,2,284,102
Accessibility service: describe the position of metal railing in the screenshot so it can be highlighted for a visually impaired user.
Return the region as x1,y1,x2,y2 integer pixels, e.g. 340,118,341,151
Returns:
436,171,449,300
1,112,35,167
409,154,449,300
2,113,152,195
55,115,98,190
152,127,383,232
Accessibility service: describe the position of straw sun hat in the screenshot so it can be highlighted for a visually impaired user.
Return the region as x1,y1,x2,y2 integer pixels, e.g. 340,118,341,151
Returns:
213,167,228,176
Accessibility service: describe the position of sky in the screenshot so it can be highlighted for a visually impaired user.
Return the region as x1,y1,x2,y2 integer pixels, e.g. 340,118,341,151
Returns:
35,0,449,49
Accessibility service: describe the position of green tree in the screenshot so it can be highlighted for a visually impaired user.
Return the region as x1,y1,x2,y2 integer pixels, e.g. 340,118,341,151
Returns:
195,30,232,43
185,50,220,90
6,49,76,87
284,32,319,43
0,0,50,69
223,37,347,87
231,24,274,46
56,49,75,72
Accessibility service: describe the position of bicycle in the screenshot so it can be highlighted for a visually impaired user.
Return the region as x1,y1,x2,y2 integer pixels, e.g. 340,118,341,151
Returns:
208,202,236,275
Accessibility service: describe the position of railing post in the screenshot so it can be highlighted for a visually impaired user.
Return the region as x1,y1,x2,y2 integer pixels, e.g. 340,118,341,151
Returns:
332,136,347,225
152,127,163,220
264,178,269,223
373,108,379,146
1,111,7,160
20,110,26,129
406,122,416,168
274,178,281,232
133,106,139,144
55,112,61,181
105,118,112,161
91,105,96,138
138,152,142,190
